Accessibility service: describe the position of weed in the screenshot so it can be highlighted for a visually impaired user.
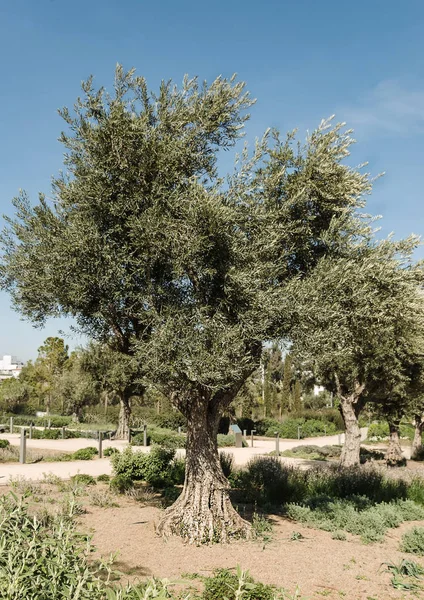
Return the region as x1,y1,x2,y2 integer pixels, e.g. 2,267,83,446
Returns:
89,489,118,508
71,474,97,486
252,512,273,542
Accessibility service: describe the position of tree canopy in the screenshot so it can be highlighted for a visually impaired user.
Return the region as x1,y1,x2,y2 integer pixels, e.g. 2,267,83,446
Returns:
0,65,383,541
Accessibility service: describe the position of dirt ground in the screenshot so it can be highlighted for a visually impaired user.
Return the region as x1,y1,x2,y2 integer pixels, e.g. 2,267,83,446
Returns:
2,480,424,600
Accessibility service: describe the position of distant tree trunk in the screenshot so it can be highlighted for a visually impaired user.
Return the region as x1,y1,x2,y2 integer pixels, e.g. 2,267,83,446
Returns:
156,394,250,544
411,414,424,460
385,418,405,466
338,379,365,467
115,392,131,439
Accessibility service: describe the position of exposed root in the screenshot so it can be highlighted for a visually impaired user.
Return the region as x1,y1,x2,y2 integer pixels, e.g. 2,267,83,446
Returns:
156,482,251,544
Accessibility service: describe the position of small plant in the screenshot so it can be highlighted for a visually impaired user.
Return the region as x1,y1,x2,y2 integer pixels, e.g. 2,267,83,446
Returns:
0,439,10,448
126,486,156,504
252,512,273,542
71,474,97,486
202,566,277,600
72,447,98,460
103,447,119,457
290,531,305,541
110,474,133,493
97,474,111,483
400,527,424,555
331,530,347,541
89,489,118,508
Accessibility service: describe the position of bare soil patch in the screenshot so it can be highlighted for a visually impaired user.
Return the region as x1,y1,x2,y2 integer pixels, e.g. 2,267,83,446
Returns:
3,466,424,599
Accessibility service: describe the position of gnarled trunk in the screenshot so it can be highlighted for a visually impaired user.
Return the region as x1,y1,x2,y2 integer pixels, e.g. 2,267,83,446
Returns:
385,418,405,466
156,396,250,544
340,395,362,466
115,393,131,439
411,414,424,460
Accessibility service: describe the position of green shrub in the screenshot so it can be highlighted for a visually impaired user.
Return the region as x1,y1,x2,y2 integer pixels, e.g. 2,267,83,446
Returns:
97,474,110,483
202,568,276,600
0,493,104,598
70,474,96,486
401,527,424,555
111,447,147,480
217,434,247,447
331,530,347,541
149,412,186,430
219,452,234,478
72,447,98,460
142,446,179,487
110,474,133,493
265,418,337,439
239,457,308,506
131,427,186,449
103,447,119,457
407,478,424,505
149,428,186,449
0,439,10,449
111,446,184,488
287,497,424,544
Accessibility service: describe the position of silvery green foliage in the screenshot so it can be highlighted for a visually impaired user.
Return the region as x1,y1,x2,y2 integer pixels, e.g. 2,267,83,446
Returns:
0,66,374,405
286,237,424,404
0,493,181,599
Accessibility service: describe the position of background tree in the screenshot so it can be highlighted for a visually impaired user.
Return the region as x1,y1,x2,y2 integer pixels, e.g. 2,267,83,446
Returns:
281,353,293,414
0,67,376,542
79,343,144,437
0,377,29,414
292,380,302,414
287,239,424,466
34,337,69,414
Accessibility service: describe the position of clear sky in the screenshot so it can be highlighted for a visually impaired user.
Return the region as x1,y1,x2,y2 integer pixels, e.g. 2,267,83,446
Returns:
0,0,423,361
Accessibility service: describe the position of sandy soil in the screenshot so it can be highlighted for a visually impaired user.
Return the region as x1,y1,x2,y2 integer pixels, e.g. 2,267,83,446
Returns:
2,469,424,599
80,496,424,599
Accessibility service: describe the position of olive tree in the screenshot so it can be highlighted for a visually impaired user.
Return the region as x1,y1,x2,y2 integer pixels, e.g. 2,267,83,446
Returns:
0,66,374,542
286,239,424,466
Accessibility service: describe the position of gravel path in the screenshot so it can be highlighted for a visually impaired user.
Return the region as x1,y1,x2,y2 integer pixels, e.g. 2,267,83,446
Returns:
0,427,375,484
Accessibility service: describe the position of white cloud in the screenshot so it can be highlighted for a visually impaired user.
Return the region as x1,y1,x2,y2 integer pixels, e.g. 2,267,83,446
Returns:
342,80,424,136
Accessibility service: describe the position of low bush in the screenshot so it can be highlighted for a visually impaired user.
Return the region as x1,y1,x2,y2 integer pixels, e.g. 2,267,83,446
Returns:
148,411,186,430
111,446,185,488
110,474,133,493
131,427,186,449
97,474,110,483
103,447,119,457
236,457,308,506
401,527,424,555
70,474,96,486
368,421,416,441
0,439,10,448
234,460,410,508
287,497,424,544
202,568,276,600
219,452,234,478
72,447,98,460
264,418,337,439
217,434,247,447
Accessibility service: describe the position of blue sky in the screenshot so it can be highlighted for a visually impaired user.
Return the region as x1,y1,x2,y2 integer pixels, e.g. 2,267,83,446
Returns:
0,0,423,361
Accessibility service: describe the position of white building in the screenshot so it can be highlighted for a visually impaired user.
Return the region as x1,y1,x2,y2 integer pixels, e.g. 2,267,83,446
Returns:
0,355,24,380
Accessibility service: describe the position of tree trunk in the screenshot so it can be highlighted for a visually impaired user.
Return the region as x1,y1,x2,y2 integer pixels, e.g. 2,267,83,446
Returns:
385,419,405,466
156,397,250,544
411,415,424,460
115,393,131,439
339,395,362,467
